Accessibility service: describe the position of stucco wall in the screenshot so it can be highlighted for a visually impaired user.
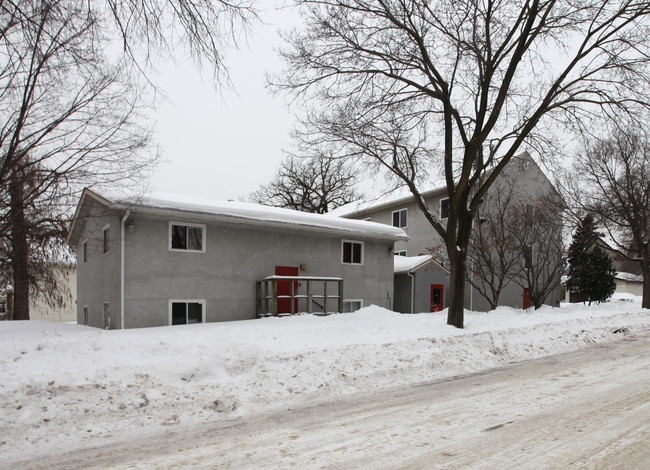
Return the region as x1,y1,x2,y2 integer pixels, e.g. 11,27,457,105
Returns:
118,212,396,328
75,199,122,328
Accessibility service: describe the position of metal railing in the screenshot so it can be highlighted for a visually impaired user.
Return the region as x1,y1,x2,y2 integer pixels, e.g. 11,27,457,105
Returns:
256,276,343,317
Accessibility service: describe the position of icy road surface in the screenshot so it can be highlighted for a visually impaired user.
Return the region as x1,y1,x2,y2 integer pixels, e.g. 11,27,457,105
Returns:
15,333,650,469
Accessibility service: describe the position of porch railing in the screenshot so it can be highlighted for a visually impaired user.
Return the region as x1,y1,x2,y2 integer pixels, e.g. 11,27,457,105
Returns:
256,276,343,317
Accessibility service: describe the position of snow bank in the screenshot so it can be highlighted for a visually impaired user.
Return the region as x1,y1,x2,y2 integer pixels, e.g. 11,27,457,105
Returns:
1,298,649,462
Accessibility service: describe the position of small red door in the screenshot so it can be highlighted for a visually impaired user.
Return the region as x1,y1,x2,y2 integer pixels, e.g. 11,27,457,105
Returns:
430,284,444,312
523,288,532,310
276,266,299,314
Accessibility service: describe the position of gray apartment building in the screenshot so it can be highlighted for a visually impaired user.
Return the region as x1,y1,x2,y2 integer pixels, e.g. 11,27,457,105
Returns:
67,189,407,329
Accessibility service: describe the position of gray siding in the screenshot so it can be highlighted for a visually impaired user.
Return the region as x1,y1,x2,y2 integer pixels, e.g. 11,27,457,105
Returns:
353,153,564,312
75,199,121,328
394,263,451,313
112,213,395,328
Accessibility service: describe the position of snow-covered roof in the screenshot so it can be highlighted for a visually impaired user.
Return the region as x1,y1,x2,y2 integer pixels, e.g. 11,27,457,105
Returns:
330,186,446,218
615,272,643,283
394,254,434,274
68,189,408,245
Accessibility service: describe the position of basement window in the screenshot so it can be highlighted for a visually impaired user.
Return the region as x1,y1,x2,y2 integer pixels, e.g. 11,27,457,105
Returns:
170,300,205,325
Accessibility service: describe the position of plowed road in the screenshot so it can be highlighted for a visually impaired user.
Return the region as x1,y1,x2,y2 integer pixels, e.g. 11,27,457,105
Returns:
15,334,650,469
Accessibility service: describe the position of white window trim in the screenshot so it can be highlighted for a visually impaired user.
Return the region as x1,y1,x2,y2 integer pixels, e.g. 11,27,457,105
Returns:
343,299,364,313
169,221,207,253
440,198,450,220
103,302,110,329
341,239,364,265
395,250,407,257
82,240,88,263
168,299,206,325
102,225,110,254
392,208,408,228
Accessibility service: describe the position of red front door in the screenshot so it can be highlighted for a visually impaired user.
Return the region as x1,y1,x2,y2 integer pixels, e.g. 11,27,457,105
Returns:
276,266,299,314
430,284,444,312
523,288,532,310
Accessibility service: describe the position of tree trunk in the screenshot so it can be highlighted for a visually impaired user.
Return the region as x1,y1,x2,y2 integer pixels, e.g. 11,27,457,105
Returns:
447,250,467,328
642,266,650,310
9,168,30,321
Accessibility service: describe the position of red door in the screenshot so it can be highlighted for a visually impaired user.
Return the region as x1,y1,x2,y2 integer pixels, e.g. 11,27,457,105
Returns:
430,284,444,312
276,266,299,314
523,288,532,310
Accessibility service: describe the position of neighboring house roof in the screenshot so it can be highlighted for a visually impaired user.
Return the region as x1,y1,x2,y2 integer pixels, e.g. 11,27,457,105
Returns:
394,255,434,274
67,188,409,247
331,151,562,218
615,272,643,283
330,186,447,218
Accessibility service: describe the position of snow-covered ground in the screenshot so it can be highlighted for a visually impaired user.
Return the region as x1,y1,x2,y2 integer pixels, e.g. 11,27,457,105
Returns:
1,295,649,464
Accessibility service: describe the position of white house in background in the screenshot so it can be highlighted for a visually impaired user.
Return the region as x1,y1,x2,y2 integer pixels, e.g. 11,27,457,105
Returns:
29,264,77,323
66,189,407,329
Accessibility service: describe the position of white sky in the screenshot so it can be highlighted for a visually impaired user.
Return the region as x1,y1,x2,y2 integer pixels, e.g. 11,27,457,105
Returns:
149,4,299,201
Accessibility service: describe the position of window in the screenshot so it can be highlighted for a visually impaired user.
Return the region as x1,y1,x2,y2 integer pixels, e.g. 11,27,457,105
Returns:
342,240,364,265
103,303,110,329
83,306,88,325
82,240,88,263
395,250,407,257
170,222,205,252
392,208,407,228
103,226,110,253
440,198,450,219
170,300,205,325
343,300,363,313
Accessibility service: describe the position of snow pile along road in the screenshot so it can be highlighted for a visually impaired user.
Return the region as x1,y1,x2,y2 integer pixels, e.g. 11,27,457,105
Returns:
0,296,649,463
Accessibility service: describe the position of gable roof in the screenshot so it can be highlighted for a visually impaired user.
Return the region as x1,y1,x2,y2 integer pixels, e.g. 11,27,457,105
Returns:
332,151,562,218
66,188,409,247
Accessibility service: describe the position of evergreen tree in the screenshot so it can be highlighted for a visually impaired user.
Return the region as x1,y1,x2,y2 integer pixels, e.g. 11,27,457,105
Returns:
567,214,598,266
566,215,616,304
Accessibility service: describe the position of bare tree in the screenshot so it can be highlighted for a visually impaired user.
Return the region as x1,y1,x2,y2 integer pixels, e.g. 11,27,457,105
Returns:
275,0,650,327
511,197,565,309
248,154,361,213
467,182,521,311
569,130,650,308
105,0,256,82
0,0,156,320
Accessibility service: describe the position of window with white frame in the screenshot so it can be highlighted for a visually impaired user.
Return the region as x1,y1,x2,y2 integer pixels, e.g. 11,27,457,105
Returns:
392,208,407,228
342,240,364,265
343,299,363,313
395,250,407,257
82,240,88,263
440,198,450,219
103,302,110,329
170,300,205,325
103,226,110,253
170,222,206,252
